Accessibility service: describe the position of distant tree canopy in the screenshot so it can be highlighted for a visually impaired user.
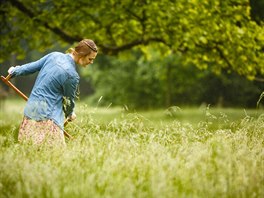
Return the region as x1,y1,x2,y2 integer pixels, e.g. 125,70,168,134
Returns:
0,0,264,80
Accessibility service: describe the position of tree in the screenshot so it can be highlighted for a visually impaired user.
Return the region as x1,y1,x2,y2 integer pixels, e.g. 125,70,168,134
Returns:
0,0,264,80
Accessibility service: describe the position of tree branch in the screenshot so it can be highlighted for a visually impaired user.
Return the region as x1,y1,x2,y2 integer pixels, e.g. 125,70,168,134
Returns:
9,0,82,43
214,45,233,69
100,37,167,55
254,77,264,82
8,0,167,54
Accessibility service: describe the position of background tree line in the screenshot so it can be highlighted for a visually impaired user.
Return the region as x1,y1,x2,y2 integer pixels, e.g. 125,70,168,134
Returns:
0,0,263,109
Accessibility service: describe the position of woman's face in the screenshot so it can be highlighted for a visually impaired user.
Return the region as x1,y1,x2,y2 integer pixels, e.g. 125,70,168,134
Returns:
78,51,97,67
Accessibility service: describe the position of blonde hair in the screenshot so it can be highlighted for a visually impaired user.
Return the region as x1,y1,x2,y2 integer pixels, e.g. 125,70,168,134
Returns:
68,39,98,57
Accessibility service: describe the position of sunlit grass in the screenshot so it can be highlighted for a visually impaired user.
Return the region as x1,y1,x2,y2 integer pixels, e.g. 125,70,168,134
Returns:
0,99,263,197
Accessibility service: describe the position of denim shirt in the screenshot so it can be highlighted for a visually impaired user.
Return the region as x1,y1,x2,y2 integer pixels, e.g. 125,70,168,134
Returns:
11,52,80,130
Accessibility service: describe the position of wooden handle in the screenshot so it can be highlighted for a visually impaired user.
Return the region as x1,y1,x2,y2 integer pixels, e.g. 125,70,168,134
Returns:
5,74,12,81
1,75,28,101
63,117,73,139
63,130,73,139
64,117,70,127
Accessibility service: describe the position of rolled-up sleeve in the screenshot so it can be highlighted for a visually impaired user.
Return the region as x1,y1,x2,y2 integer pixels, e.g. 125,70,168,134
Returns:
62,75,80,118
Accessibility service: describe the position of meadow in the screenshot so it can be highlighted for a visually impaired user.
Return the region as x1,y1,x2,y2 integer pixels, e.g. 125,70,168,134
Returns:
0,99,263,198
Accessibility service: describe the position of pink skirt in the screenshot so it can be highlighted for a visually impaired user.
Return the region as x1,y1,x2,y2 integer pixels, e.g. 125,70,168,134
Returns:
18,117,66,146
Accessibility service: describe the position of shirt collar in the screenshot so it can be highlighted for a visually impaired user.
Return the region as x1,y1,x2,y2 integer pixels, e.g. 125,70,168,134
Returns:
66,53,77,68
68,53,74,60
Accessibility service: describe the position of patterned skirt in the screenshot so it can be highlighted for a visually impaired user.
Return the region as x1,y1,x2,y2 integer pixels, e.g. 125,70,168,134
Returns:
18,117,66,146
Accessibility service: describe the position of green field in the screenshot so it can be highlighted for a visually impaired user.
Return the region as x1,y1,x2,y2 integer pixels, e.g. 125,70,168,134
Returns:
0,99,263,198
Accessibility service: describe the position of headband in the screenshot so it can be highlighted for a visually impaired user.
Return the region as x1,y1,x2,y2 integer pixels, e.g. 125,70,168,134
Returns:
83,40,98,52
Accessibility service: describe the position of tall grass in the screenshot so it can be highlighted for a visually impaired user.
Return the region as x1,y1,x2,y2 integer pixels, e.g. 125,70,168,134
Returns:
0,100,263,198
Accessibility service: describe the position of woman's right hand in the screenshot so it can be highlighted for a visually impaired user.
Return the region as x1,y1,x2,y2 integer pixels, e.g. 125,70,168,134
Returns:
8,66,15,74
68,112,77,121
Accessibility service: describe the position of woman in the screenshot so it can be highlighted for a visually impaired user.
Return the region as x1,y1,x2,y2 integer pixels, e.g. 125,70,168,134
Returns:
8,39,98,146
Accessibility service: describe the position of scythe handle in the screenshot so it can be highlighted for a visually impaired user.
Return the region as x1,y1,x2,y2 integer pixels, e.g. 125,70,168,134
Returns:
1,75,28,101
5,74,12,81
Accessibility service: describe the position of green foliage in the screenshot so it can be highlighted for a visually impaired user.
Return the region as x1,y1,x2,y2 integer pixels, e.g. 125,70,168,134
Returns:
1,0,263,109
0,0,264,79
0,100,263,197
85,47,263,108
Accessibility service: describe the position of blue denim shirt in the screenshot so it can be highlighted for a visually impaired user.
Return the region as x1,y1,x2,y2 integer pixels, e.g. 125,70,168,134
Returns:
11,52,80,129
